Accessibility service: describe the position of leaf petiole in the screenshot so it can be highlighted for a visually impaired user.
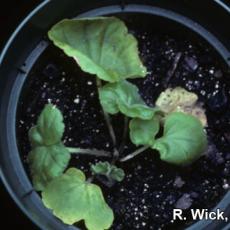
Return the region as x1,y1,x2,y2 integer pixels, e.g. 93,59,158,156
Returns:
97,78,119,160
96,79,117,146
67,147,111,157
120,146,149,162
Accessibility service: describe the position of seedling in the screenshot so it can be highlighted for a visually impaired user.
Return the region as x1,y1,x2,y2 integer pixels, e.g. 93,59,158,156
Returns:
91,161,125,182
28,17,207,230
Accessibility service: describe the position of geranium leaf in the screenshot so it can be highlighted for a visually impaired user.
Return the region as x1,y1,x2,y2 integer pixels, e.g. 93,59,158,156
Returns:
129,117,160,146
29,104,64,146
48,17,147,82
91,161,125,182
99,80,156,119
155,87,198,114
155,87,207,126
28,143,70,191
153,112,207,165
42,168,114,230
28,104,70,191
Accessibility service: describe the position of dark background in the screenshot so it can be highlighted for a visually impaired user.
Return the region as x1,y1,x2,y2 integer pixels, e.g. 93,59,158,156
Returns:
0,2,41,229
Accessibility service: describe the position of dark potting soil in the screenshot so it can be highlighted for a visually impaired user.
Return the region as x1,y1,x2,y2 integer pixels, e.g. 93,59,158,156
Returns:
16,14,230,230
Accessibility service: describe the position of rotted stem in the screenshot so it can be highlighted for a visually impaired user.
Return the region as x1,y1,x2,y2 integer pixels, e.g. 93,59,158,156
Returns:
120,146,149,162
67,147,111,157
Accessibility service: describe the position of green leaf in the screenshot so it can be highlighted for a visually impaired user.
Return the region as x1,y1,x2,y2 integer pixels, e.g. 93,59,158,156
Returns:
28,143,70,191
42,168,114,230
130,117,160,146
153,112,207,165
91,162,125,182
99,80,156,119
28,104,70,191
109,167,125,182
29,104,64,146
48,17,147,83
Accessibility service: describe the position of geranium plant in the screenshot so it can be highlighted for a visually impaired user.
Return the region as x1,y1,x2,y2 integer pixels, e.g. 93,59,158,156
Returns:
28,17,207,230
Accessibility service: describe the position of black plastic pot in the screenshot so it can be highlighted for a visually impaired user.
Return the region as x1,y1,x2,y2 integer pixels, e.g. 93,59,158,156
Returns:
0,0,229,229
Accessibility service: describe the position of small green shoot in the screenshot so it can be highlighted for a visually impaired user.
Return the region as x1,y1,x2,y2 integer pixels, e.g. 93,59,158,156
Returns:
91,161,125,182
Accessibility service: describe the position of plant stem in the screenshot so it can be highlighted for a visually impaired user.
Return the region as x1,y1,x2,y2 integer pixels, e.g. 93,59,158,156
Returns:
96,78,118,159
120,146,149,162
67,147,111,157
96,78,117,147
87,176,94,183
118,116,129,154
111,148,119,164
95,175,115,188
103,110,117,147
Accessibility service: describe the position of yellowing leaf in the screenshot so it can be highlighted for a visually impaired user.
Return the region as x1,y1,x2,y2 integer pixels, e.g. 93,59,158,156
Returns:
155,87,207,126
178,105,207,127
42,168,114,230
48,17,147,82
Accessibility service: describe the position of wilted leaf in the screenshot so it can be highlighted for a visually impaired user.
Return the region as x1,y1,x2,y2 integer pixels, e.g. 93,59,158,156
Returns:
48,17,146,82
